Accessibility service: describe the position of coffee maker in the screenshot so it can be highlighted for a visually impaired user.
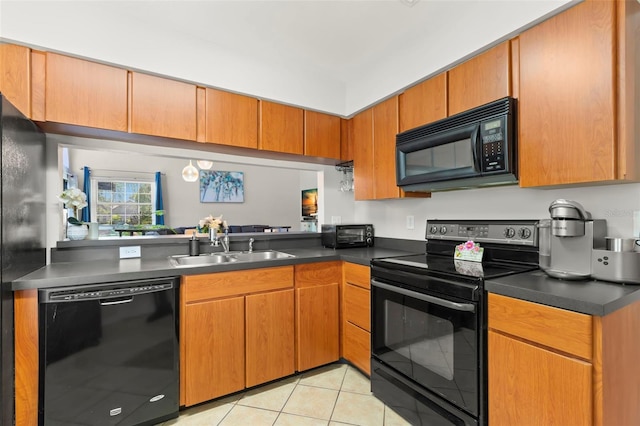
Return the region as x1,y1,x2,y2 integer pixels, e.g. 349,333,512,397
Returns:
539,199,606,280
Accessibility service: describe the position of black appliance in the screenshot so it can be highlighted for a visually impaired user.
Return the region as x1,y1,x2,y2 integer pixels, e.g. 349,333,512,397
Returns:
396,97,517,192
0,93,47,425
39,277,180,426
321,224,374,249
371,220,539,425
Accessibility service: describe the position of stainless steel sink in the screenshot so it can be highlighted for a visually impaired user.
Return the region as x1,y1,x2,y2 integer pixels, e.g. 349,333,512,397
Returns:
168,250,295,267
168,253,238,267
232,250,296,262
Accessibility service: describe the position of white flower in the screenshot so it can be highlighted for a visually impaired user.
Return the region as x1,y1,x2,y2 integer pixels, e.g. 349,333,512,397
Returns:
199,214,228,232
58,188,88,210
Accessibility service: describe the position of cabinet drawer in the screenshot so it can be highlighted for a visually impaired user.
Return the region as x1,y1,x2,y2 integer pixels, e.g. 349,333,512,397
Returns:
344,262,370,289
295,261,342,288
182,266,294,302
343,321,371,375
344,283,370,332
488,293,593,360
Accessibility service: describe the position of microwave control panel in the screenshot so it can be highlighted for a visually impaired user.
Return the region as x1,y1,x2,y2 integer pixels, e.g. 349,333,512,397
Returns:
480,117,507,173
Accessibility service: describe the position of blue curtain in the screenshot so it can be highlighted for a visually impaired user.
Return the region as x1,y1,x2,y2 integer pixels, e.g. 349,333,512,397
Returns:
81,166,91,222
155,171,165,225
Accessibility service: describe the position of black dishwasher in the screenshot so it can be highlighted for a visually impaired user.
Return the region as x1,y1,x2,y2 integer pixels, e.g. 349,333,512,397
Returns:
38,277,179,426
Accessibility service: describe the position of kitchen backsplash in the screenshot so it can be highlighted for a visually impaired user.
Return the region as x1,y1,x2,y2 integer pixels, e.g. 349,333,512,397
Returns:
357,182,640,241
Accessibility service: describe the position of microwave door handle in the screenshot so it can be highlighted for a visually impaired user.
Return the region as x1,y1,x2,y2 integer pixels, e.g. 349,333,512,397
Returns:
371,279,476,312
470,125,481,172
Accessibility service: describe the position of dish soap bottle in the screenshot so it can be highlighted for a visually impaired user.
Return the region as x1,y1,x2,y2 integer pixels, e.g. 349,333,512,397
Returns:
189,234,200,256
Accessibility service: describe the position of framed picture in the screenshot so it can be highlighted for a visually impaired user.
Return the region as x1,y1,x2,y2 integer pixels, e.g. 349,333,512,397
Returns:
301,188,318,218
200,171,244,203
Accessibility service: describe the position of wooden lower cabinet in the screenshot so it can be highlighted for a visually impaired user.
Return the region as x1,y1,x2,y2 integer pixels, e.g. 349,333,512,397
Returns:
181,266,294,407
184,296,245,405
488,330,592,426
488,292,640,426
342,262,371,375
246,289,295,387
295,262,341,371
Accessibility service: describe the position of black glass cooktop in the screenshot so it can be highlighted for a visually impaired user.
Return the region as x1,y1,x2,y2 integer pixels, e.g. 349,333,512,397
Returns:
372,253,538,280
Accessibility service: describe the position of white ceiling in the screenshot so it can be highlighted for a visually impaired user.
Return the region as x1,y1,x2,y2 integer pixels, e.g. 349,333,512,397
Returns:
0,0,576,115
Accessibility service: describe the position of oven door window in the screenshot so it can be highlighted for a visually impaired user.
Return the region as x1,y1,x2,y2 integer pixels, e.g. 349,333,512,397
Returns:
337,228,364,244
372,283,479,416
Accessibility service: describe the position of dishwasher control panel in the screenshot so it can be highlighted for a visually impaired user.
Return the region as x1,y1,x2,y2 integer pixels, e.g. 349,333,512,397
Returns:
41,279,176,303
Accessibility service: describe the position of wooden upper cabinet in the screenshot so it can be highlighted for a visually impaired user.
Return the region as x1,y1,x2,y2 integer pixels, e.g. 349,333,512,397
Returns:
340,118,353,161
399,72,447,132
0,44,31,117
518,0,622,187
130,72,197,140
259,100,303,155
373,96,401,199
448,41,511,116
352,108,374,200
45,53,128,131
205,88,258,149
304,110,341,159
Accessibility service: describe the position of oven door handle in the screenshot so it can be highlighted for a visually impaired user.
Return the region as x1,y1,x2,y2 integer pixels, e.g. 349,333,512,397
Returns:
371,279,476,312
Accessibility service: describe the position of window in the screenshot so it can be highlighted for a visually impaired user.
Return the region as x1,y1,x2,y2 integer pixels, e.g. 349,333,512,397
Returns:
92,178,156,233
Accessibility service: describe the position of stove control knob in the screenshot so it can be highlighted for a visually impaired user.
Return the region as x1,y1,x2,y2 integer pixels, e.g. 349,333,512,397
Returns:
429,226,439,234
504,227,516,239
518,227,532,239
440,226,448,235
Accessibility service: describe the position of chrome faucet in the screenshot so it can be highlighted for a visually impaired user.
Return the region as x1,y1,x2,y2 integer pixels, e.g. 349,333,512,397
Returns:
209,228,230,253
248,238,254,253
221,230,230,253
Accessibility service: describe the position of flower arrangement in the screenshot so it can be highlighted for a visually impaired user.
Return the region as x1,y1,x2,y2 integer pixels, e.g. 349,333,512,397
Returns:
198,214,228,234
58,188,88,225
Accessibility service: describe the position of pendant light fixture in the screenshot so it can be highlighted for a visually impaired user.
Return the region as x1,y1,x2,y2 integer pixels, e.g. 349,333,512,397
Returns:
196,160,213,170
182,160,199,182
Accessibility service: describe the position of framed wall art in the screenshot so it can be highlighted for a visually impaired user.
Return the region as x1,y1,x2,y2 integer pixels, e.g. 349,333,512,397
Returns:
200,170,245,203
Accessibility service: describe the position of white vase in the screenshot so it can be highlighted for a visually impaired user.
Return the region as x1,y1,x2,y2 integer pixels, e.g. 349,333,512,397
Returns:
67,223,88,240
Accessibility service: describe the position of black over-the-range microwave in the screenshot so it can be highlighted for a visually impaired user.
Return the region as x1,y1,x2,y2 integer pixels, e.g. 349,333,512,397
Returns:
396,96,517,192
321,224,374,249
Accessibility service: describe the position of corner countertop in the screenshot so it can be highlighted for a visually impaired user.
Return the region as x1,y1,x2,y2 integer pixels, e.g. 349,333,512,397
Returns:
485,269,640,316
11,246,416,291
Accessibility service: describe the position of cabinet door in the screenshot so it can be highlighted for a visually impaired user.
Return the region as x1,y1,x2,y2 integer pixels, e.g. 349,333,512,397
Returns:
373,96,400,199
489,330,592,426
340,118,352,161
448,41,511,116
343,321,371,376
131,72,197,140
0,44,31,117
184,296,245,406
45,53,128,131
344,283,370,332
296,284,339,371
304,110,341,159
205,88,258,148
258,101,303,155
352,108,374,200
399,72,447,132
246,289,295,387
518,0,616,187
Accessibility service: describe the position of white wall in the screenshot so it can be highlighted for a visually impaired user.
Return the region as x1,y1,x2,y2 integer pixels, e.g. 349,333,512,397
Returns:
355,183,640,241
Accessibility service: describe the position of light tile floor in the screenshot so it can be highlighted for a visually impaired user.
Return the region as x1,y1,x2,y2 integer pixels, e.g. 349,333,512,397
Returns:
163,363,412,426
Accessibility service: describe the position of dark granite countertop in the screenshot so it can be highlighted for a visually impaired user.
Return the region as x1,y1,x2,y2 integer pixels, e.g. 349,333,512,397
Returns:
485,269,640,316
11,246,417,291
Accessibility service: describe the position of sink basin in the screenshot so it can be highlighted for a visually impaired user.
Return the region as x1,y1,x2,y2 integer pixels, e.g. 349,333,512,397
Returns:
233,250,296,262
169,253,238,267
168,250,294,267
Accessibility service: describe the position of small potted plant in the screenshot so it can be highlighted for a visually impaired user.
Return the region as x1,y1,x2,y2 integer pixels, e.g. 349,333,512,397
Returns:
58,188,89,240
198,214,228,236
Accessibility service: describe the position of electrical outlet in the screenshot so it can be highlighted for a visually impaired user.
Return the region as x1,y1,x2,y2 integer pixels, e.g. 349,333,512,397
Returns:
119,246,141,259
331,216,342,224
406,215,415,230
